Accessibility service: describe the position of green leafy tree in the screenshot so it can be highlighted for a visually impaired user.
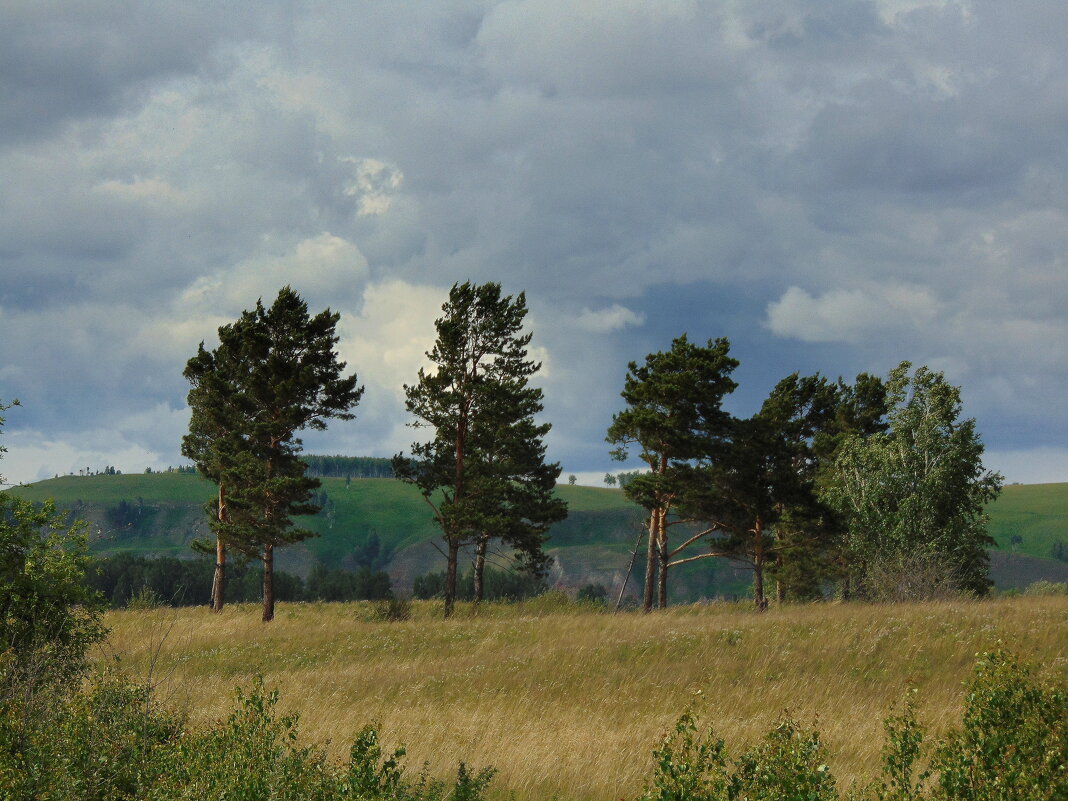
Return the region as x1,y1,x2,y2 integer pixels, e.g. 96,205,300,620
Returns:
1,400,106,720
182,288,363,621
607,336,738,611
393,282,565,617
820,362,1001,597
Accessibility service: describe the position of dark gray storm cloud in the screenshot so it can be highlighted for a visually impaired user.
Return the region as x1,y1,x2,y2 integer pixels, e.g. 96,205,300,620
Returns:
2,1,1067,485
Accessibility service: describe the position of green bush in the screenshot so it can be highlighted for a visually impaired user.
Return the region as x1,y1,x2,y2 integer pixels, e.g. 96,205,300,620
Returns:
731,719,837,801
642,650,1065,801
869,695,927,801
149,678,342,801
0,669,183,801
931,649,1067,801
638,711,728,801
1,496,106,690
372,597,413,622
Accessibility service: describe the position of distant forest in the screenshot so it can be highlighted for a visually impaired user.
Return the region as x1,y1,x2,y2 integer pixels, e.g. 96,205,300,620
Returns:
141,455,394,480
300,455,393,479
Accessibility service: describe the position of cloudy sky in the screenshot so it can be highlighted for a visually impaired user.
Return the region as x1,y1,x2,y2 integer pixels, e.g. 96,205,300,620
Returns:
2,0,1067,487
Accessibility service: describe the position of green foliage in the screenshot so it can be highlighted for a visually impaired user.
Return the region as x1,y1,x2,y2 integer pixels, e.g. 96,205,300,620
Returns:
305,563,393,602
182,286,364,619
125,586,164,610
872,695,927,801
641,650,1064,801
930,649,1067,801
0,669,184,801
303,455,394,479
607,335,739,610
1021,579,1067,596
0,495,106,691
640,714,835,801
731,719,837,801
152,678,341,801
86,553,391,607
151,678,495,801
371,597,413,622
576,582,609,604
639,711,728,801
821,363,1003,597
345,724,407,798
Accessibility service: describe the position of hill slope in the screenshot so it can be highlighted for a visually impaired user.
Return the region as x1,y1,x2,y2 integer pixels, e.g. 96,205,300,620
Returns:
10,473,1068,595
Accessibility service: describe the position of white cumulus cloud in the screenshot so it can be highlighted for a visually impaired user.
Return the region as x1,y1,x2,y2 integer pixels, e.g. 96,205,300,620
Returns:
766,284,941,344
576,304,646,333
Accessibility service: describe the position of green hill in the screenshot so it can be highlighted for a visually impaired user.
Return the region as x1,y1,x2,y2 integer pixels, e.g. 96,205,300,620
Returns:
9,473,1068,596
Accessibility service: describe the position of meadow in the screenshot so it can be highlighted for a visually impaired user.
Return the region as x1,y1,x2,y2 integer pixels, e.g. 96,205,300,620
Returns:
101,594,1068,801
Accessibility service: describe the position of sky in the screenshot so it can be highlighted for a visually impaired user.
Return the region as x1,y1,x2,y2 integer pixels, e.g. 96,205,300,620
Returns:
2,0,1067,488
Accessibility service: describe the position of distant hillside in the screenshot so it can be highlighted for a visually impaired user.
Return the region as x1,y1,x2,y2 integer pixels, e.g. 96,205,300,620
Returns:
9,474,1068,597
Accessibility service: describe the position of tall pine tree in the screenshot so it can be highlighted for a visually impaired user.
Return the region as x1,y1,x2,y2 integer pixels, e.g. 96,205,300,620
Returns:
393,282,565,618
606,336,738,611
182,287,362,621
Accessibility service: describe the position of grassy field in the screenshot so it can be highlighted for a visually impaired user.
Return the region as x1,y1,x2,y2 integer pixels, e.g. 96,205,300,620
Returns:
986,482,1068,559
101,595,1068,801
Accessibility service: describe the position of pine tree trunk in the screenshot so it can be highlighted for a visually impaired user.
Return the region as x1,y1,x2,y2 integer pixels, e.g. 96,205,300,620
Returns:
472,536,487,605
211,540,226,612
753,515,768,612
657,513,669,609
211,483,227,612
643,511,658,613
444,539,459,619
262,544,275,622
754,560,768,611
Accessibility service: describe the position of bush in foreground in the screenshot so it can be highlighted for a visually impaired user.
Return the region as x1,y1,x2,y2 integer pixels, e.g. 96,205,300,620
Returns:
640,649,1066,801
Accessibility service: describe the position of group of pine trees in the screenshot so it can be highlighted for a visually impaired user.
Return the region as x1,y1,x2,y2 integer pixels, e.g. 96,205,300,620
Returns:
178,282,1001,622
609,338,1002,612
183,282,566,621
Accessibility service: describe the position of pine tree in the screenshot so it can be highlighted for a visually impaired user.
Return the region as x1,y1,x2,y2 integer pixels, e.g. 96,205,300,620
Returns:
393,282,566,618
182,287,363,621
606,335,738,611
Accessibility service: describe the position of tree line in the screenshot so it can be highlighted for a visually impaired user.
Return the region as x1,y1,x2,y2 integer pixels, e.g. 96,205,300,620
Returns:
177,282,1001,622
85,553,392,608
609,338,1002,612
303,455,394,479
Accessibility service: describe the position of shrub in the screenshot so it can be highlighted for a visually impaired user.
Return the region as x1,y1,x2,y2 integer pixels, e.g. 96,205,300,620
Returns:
642,650,1065,801
372,597,413,622
576,583,609,605
868,694,927,801
1,496,106,691
0,669,183,801
730,718,837,801
638,711,728,801
862,551,964,603
126,586,164,610
930,649,1067,801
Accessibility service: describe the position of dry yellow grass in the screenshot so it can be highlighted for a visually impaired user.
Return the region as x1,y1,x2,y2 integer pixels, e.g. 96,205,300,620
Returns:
100,596,1068,801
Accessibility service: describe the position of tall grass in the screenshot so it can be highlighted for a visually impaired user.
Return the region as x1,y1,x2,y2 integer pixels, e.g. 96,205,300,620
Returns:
100,596,1067,801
